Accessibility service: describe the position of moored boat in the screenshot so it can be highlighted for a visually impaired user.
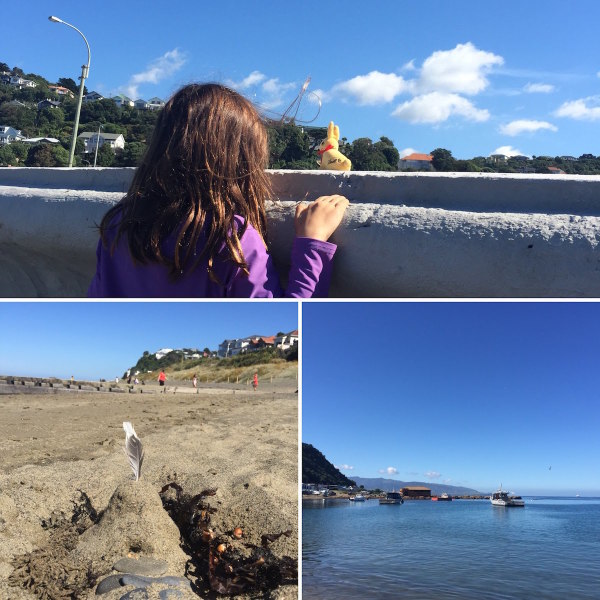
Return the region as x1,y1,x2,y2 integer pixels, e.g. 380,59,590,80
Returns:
350,494,366,502
379,491,404,505
491,486,525,507
432,492,452,501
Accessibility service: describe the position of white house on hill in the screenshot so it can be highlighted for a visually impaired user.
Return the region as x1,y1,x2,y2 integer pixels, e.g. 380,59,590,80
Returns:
111,94,134,108
0,126,25,144
274,330,298,350
78,131,125,152
9,76,37,89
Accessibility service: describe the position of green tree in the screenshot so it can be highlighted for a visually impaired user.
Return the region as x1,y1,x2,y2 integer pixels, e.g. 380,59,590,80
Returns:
430,148,457,171
116,142,146,166
95,143,115,166
24,143,69,167
0,144,15,166
9,142,29,164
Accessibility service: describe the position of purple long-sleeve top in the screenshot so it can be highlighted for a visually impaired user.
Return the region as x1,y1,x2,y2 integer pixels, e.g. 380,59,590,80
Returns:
87,215,336,298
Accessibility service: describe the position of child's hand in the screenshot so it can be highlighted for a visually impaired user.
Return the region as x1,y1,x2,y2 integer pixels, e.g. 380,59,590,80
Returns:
295,195,349,242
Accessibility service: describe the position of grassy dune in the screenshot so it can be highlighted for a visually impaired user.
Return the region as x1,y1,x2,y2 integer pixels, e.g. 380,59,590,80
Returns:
142,350,298,385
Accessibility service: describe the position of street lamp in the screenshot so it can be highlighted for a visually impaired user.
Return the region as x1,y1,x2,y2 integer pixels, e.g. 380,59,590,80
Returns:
48,15,90,168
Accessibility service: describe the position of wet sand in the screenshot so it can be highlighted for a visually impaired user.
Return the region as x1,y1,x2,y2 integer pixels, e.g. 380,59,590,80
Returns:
0,383,298,599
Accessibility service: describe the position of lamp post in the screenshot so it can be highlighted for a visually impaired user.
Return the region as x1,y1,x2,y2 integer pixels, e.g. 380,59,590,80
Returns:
48,16,90,168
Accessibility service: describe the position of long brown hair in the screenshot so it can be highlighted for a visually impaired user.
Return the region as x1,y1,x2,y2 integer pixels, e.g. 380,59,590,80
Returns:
99,83,271,279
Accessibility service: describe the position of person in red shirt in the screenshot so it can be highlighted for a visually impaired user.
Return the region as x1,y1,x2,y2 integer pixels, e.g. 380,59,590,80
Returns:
158,371,166,387
253,372,258,392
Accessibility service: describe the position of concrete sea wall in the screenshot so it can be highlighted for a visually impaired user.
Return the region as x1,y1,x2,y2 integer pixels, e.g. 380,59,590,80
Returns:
1,167,600,297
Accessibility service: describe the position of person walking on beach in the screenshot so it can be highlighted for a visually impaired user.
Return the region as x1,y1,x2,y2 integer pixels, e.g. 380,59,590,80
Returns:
87,83,349,299
253,372,258,392
192,374,197,389
158,370,166,388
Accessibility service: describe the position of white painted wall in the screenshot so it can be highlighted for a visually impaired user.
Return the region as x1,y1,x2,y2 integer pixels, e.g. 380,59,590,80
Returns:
1,167,600,297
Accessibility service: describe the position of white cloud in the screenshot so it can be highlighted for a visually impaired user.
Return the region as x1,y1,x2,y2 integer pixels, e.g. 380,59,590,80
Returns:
425,471,441,480
122,48,187,99
379,466,398,475
499,119,558,136
491,145,525,157
524,82,555,94
330,71,408,105
399,147,417,158
260,77,297,109
418,42,504,95
335,464,354,471
554,97,600,121
402,59,416,72
392,92,490,124
226,70,266,90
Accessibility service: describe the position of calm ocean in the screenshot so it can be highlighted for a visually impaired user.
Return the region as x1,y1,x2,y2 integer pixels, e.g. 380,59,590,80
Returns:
303,497,600,599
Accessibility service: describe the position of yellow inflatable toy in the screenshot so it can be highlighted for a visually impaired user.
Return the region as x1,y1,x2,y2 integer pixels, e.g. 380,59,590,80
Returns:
317,121,351,171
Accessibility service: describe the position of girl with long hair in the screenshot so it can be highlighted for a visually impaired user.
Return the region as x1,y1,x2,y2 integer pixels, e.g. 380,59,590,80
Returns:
88,83,348,297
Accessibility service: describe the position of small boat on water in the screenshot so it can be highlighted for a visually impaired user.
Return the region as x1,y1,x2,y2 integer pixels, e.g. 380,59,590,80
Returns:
432,492,452,502
350,494,366,502
491,487,525,507
379,491,404,505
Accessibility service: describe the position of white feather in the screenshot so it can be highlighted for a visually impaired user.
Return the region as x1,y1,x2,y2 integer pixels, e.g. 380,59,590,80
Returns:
123,421,144,481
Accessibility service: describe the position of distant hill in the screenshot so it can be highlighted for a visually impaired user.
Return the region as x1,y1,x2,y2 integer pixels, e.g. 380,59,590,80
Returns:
302,444,356,486
351,476,482,496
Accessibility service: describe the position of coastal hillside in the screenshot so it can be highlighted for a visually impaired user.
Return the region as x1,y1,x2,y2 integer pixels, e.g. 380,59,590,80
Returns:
302,443,356,486
130,347,297,384
351,476,482,496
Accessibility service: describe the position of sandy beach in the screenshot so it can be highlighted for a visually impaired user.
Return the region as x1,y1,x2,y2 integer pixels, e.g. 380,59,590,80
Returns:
0,380,298,599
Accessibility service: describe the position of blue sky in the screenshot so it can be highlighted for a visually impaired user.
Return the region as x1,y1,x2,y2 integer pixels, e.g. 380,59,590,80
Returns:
0,301,297,380
302,302,600,496
4,1,600,158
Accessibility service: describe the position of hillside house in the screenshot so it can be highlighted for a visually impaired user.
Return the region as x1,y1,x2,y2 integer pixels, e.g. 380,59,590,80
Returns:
154,348,174,360
111,94,134,108
399,152,433,171
37,99,61,110
48,85,74,98
488,154,508,165
218,334,276,357
78,131,125,152
9,76,37,89
547,166,565,175
274,330,298,350
134,99,149,110
148,97,165,110
0,126,25,144
84,91,104,102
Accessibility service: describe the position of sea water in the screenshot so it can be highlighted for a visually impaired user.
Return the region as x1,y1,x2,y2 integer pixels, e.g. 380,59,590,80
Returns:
302,497,600,599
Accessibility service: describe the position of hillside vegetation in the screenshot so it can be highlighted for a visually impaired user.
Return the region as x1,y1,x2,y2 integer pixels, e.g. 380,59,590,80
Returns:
130,347,297,384
302,443,356,486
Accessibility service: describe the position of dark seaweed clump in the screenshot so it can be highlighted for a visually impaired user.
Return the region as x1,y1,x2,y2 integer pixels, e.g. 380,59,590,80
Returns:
159,482,297,595
9,491,102,599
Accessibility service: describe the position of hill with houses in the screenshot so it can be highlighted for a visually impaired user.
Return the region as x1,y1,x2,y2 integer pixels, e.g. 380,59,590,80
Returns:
3,59,600,173
126,330,298,382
